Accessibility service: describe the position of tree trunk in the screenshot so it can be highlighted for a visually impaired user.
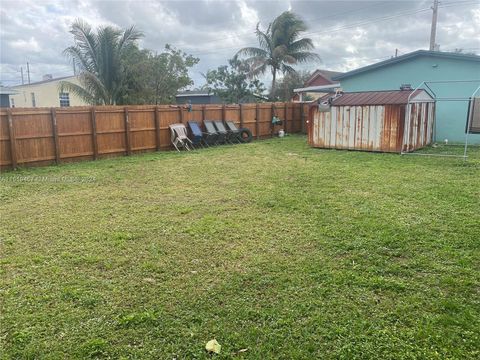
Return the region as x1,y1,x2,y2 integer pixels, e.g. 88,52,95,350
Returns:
270,67,277,100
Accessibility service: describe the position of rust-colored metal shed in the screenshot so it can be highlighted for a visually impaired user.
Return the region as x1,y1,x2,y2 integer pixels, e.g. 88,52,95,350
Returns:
308,89,435,153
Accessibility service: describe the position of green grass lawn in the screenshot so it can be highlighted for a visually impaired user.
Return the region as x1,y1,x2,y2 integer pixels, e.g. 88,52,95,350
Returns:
1,135,479,359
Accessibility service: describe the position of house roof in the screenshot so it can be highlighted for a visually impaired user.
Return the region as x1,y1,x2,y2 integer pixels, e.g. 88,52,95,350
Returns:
333,50,480,81
176,90,213,97
294,83,341,93
307,69,343,84
12,75,75,88
0,86,18,95
319,89,433,106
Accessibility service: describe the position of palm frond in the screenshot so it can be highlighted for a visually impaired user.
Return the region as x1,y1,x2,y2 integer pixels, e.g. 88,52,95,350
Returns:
79,72,109,103
63,46,94,73
255,26,272,53
287,38,315,53
119,25,143,50
236,47,268,58
280,64,296,75
69,19,99,71
289,51,321,63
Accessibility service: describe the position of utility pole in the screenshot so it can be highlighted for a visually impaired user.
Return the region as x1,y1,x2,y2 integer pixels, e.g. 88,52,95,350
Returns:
395,48,398,57
429,0,439,51
26,62,31,84
20,67,24,85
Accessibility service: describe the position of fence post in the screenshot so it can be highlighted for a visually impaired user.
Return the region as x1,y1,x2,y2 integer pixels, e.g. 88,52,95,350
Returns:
6,109,17,170
271,103,275,137
50,108,60,164
202,105,206,123
124,107,131,155
222,104,226,120
239,104,244,128
179,106,184,123
300,103,305,133
154,106,161,151
255,103,260,140
91,107,98,159
284,103,288,134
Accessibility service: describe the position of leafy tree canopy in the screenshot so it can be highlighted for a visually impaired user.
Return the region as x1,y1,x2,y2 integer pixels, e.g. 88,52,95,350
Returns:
204,56,266,104
121,45,199,105
273,70,313,101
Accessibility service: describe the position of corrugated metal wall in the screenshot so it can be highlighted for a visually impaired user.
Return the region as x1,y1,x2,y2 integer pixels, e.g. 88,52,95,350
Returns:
308,103,434,153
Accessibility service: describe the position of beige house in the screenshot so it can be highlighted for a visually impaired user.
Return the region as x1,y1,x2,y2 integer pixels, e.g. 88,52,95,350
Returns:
10,75,88,108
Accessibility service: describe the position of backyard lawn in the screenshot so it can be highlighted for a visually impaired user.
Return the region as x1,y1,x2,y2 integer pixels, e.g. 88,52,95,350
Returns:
1,135,479,359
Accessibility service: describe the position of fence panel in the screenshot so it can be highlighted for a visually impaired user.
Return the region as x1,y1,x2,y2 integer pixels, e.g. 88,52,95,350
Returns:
0,102,306,170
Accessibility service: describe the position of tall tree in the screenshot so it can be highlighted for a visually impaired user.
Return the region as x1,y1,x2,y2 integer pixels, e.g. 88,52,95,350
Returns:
204,56,266,103
121,45,199,104
236,11,318,99
60,19,143,105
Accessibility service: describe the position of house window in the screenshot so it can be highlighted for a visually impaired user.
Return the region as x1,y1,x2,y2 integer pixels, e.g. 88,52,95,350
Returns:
59,92,70,107
31,92,36,107
10,98,15,108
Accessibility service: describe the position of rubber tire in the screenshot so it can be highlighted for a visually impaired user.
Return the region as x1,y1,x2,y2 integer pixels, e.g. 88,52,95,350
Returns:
239,128,253,143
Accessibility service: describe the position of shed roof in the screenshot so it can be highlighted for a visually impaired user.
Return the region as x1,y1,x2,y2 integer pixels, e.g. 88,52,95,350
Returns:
321,89,433,106
333,50,480,81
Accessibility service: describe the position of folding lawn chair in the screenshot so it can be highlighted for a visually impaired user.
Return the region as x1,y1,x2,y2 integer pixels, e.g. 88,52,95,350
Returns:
213,121,230,144
204,120,224,144
187,121,205,148
169,123,193,151
188,121,217,147
224,121,242,143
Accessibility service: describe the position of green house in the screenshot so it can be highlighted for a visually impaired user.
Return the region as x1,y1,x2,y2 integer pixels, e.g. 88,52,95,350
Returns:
333,50,480,144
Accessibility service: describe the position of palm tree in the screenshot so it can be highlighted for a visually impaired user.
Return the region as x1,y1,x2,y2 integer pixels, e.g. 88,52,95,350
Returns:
60,19,143,105
236,11,319,99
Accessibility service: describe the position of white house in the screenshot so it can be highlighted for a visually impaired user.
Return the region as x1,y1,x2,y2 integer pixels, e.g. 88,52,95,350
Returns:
10,75,89,108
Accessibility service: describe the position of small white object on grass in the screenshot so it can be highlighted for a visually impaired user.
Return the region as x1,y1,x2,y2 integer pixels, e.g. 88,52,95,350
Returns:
205,339,221,354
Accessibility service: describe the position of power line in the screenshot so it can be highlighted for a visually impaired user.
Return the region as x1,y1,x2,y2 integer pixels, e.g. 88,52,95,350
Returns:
187,6,434,56
181,0,478,57
175,1,390,51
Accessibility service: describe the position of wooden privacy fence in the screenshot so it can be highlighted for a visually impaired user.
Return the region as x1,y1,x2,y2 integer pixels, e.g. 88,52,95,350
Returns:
0,102,307,170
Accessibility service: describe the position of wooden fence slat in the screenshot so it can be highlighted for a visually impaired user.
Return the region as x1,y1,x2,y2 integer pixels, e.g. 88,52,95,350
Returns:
51,108,60,164
155,106,161,151
284,103,288,134
256,103,260,140
271,103,275,137
91,107,98,160
222,104,226,120
7,109,17,169
202,105,206,122
301,103,305,133
179,107,184,123
124,107,131,155
240,104,244,128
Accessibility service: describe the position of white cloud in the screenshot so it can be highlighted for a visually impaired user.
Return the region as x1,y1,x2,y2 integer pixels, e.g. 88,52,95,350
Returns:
9,37,41,52
0,0,478,88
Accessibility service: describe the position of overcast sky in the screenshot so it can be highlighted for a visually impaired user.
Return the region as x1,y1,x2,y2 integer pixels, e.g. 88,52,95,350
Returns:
1,0,479,88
